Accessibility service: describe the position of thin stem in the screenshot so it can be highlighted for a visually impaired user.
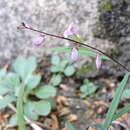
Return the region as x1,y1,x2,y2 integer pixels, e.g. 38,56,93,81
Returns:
19,22,130,73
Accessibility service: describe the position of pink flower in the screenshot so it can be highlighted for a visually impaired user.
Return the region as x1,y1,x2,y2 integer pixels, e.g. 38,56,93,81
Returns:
33,36,45,46
71,47,78,61
96,54,102,69
63,24,77,38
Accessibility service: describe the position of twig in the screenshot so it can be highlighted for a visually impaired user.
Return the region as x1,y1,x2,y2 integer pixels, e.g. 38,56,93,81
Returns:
112,120,129,129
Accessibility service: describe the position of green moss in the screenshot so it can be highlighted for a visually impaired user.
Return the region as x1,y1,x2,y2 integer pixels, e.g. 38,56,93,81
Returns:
110,49,120,56
100,1,112,11
78,64,93,74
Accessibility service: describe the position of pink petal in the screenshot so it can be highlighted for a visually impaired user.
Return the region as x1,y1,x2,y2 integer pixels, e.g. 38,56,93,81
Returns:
63,24,77,38
71,47,78,61
70,26,77,34
33,36,45,46
96,54,102,69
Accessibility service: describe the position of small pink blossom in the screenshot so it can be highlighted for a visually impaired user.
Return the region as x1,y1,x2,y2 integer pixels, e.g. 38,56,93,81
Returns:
71,47,78,61
96,54,102,69
33,36,45,46
63,24,77,38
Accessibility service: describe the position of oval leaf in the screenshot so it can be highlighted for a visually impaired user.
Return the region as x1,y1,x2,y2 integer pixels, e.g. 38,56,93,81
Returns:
64,65,75,77
35,85,56,99
50,74,62,86
35,100,51,116
51,55,60,65
24,102,38,121
26,75,41,91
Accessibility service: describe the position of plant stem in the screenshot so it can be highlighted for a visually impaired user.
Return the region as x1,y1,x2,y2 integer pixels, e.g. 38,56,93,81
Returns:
17,84,26,130
19,22,130,73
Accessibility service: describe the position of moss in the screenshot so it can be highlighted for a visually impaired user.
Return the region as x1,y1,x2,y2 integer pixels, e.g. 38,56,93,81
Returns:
110,49,120,56
78,64,94,74
100,1,112,11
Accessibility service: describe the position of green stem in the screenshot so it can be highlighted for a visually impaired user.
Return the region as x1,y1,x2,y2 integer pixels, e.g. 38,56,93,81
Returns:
17,84,26,130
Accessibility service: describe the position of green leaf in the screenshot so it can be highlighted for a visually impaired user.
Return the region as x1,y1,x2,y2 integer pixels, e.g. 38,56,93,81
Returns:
26,56,37,76
9,114,17,125
26,75,41,91
51,61,67,73
65,121,75,130
51,66,61,73
78,48,109,60
45,98,56,109
24,102,38,121
104,73,129,129
35,100,51,116
59,61,68,72
35,85,56,99
51,55,60,66
24,56,37,84
122,89,130,99
50,74,62,86
0,69,7,80
64,65,75,77
24,100,51,119
112,104,130,121
13,56,27,80
0,73,20,95
13,56,37,83
0,95,16,109
5,73,20,88
0,84,10,95
80,80,97,98
50,47,70,52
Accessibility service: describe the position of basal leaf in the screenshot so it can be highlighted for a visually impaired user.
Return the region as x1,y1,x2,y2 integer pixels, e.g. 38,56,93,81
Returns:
35,85,56,99
26,75,41,91
35,100,51,116
24,102,38,121
0,95,16,109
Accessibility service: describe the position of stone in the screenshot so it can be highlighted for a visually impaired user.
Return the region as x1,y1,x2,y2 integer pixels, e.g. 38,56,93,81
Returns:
0,0,113,67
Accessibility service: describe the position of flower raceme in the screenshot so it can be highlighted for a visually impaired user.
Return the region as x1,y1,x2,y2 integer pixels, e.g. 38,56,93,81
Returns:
32,24,101,70
33,35,45,46
19,22,130,72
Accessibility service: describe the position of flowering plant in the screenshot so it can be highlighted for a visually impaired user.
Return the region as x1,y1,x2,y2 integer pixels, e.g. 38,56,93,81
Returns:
16,22,130,130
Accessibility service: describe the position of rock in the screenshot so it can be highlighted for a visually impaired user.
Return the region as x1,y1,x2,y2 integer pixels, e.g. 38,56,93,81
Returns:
0,0,113,67
96,0,130,44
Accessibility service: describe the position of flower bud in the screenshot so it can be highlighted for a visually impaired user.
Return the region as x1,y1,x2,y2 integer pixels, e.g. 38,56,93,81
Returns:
33,36,45,46
96,54,102,69
71,47,78,61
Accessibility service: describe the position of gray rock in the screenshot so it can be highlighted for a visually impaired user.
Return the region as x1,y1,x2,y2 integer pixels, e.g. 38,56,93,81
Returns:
93,0,130,76
0,0,113,67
